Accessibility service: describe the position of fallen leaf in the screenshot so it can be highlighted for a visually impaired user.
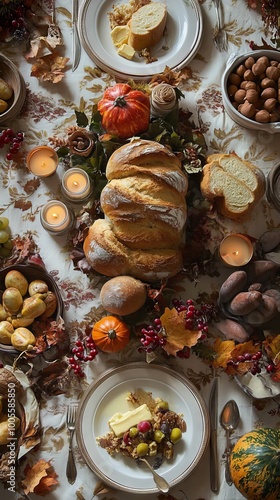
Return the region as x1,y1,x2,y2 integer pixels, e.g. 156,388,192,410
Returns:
263,334,280,364
212,338,235,370
31,53,69,83
160,307,202,356
22,459,58,495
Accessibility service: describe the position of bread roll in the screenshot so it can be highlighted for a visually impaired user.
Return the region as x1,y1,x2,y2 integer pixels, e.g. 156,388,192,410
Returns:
128,3,167,51
83,139,188,282
200,153,265,219
100,276,147,315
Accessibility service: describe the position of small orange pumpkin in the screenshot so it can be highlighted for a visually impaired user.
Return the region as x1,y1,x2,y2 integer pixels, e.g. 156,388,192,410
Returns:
92,316,130,353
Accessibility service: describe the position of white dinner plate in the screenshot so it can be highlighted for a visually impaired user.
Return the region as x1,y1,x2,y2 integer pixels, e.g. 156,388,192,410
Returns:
78,0,203,81
76,362,210,494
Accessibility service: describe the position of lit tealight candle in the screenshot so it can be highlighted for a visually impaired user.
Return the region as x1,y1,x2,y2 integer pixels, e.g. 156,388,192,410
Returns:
219,234,254,267
61,168,93,202
27,146,59,177
40,201,74,235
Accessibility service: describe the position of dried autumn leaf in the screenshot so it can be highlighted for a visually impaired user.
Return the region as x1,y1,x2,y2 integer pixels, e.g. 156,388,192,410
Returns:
263,334,280,364
22,459,58,495
212,338,235,370
31,53,69,83
160,307,202,356
271,361,280,382
93,480,115,496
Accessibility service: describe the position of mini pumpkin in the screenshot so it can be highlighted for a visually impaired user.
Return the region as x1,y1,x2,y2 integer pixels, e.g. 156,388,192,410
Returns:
92,316,130,353
229,427,280,500
97,83,150,139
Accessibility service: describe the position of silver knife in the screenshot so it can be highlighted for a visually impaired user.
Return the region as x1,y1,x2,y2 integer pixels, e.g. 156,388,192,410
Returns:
209,377,219,494
72,0,81,72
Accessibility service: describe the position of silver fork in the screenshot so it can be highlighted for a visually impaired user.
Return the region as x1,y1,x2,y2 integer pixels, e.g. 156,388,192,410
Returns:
212,0,228,52
66,404,78,484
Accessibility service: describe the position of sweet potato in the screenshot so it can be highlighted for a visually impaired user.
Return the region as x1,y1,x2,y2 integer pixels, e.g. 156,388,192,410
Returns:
245,260,280,284
219,270,247,303
227,291,263,316
214,318,252,342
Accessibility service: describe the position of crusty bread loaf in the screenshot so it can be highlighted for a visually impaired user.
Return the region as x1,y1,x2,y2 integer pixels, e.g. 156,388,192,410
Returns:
127,2,167,51
83,218,184,282
100,276,147,315
200,153,265,219
83,139,188,282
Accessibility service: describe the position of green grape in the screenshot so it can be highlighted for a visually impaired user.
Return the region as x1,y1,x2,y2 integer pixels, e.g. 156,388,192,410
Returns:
3,239,13,250
0,230,9,244
0,217,9,230
0,246,11,258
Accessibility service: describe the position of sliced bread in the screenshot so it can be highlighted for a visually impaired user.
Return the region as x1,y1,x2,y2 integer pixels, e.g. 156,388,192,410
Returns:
200,153,265,219
128,2,167,51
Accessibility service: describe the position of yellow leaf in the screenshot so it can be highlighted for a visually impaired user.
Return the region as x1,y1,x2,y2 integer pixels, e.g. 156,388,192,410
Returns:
212,338,235,369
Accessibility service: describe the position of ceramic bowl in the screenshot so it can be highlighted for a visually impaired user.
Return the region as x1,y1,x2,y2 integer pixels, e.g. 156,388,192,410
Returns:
0,264,64,353
0,54,26,125
221,50,280,133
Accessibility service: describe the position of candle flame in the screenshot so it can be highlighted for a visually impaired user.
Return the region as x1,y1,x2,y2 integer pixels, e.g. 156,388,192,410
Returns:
41,162,46,167
233,251,239,256
73,181,79,187
52,212,58,219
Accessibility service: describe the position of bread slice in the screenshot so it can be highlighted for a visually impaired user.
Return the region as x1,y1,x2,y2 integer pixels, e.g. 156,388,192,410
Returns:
200,154,265,219
128,2,167,51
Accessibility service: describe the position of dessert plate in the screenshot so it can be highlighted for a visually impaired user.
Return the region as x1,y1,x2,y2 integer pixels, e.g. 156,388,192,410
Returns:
78,0,203,81
76,362,210,494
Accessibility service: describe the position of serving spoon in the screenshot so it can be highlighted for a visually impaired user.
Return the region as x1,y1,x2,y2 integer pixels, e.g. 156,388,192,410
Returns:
220,399,240,485
139,457,170,493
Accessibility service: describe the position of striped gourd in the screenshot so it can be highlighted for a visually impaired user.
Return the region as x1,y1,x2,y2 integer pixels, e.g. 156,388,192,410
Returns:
229,428,280,500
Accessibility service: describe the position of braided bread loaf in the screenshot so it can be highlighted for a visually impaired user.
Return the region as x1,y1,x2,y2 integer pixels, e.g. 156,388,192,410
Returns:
84,139,188,282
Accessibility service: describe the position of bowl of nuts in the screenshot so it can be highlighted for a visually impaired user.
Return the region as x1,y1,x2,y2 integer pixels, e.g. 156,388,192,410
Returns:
221,50,280,133
0,54,26,125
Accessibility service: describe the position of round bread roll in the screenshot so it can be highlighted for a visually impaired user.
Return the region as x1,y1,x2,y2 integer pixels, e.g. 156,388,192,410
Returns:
100,276,147,316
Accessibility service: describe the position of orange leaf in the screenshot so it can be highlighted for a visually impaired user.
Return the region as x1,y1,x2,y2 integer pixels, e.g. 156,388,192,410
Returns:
160,307,201,356
22,459,58,495
231,340,260,360
263,334,280,364
212,338,235,369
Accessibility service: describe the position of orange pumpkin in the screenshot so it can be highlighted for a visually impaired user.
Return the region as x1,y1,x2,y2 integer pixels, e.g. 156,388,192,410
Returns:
92,316,130,353
97,83,150,139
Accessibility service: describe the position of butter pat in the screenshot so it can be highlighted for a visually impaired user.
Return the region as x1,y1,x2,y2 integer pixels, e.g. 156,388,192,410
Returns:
117,43,135,60
108,403,152,436
111,25,130,47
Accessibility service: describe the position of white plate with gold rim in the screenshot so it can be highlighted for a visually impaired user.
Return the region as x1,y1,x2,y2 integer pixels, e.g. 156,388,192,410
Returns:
78,0,203,81
76,362,210,494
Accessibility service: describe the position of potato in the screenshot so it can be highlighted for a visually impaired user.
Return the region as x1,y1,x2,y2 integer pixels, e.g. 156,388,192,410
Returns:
215,319,252,342
0,417,20,445
246,260,280,284
227,291,263,316
21,296,46,318
0,78,13,100
0,99,8,114
28,280,48,296
2,287,23,314
0,321,14,345
11,327,36,351
4,270,28,296
219,270,247,303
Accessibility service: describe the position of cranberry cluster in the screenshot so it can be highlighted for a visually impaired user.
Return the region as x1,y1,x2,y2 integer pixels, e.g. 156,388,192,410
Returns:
68,335,99,378
0,128,24,160
228,350,276,375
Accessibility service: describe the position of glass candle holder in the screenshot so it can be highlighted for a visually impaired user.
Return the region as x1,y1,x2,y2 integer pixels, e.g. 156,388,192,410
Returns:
40,201,74,235
219,234,254,267
27,146,59,177
61,168,93,203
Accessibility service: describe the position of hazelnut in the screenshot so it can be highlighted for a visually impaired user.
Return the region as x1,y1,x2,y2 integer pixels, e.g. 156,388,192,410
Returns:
234,89,246,103
252,62,267,75
263,98,277,112
245,81,257,90
244,69,255,81
270,60,279,67
245,89,259,103
255,109,270,123
266,66,280,80
269,111,280,122
229,73,241,86
240,81,247,89
261,87,277,100
244,56,255,69
261,77,277,89
228,84,238,97
239,101,256,118
236,64,246,77
257,56,270,67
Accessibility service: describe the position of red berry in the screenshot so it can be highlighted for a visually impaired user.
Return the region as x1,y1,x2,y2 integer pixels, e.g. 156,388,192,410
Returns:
137,420,151,433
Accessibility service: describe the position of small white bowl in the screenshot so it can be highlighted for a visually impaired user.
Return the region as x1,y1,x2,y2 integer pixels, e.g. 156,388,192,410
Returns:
0,54,26,125
221,50,280,134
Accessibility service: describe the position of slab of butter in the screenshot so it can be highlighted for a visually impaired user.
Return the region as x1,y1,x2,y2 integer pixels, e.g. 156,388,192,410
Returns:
111,25,130,47
108,403,152,437
117,43,135,60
